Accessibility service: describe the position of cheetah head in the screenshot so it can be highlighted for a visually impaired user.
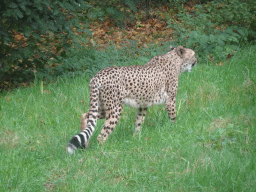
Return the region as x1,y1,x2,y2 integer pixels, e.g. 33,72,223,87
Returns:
174,46,197,73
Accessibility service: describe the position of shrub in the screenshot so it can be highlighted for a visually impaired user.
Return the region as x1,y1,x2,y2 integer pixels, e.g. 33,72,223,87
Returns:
167,0,256,62
0,0,86,89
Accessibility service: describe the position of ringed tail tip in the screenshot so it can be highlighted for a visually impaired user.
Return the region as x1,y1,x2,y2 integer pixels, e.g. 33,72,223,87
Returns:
67,143,77,155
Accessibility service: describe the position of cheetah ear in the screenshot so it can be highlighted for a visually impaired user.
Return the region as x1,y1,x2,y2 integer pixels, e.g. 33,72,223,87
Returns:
170,45,175,51
176,46,186,58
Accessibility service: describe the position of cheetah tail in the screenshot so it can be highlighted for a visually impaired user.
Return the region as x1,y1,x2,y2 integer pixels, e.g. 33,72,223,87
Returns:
67,78,100,155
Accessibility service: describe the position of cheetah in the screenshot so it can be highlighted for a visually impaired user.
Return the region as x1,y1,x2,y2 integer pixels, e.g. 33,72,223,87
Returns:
67,45,197,154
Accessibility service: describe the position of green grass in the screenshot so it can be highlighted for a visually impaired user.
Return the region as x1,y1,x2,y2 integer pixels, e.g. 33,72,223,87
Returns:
1,45,256,191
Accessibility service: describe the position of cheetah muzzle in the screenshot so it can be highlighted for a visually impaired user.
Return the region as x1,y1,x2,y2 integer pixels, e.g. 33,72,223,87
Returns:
67,45,197,154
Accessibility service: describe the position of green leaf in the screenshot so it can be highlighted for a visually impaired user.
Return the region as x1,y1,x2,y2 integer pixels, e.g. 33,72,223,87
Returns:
228,36,239,43
86,29,92,37
58,2,64,7
33,32,41,40
36,3,43,11
14,8,23,18
9,2,18,8
48,21,57,32
3,35,11,45
214,45,224,53
24,27,31,38
64,2,75,11
237,28,247,37
53,8,60,16
200,34,209,44
209,34,216,43
19,2,26,11
0,23,9,37
216,39,225,46
24,47,33,58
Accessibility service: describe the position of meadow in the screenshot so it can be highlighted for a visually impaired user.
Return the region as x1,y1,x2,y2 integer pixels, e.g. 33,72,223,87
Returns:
0,44,255,191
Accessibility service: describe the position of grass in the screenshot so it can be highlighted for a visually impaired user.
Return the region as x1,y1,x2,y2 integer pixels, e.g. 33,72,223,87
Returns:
0,44,256,191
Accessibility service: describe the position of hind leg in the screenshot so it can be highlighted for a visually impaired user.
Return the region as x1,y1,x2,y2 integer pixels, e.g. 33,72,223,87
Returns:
133,107,147,136
97,103,123,145
80,110,105,131
80,107,105,148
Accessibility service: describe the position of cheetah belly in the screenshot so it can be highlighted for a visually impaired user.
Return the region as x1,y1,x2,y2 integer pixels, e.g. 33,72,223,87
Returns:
124,91,167,108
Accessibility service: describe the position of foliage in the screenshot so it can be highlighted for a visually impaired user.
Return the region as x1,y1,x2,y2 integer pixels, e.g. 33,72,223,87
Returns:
199,0,255,26
1,0,256,90
184,26,249,61
35,39,164,82
167,0,256,62
80,0,137,26
80,0,173,27
0,0,86,88
51,47,121,79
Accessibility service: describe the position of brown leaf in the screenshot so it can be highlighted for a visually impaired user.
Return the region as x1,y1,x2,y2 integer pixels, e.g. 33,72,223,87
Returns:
226,54,233,59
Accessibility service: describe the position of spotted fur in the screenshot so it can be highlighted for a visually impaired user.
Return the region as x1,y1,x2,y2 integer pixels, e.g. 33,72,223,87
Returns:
67,46,197,154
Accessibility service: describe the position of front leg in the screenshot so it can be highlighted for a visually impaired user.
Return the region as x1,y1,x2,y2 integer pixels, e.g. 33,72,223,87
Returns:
165,95,176,122
165,83,178,123
133,107,147,136
165,79,178,122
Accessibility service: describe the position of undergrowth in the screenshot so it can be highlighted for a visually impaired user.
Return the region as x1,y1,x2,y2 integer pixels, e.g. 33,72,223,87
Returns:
167,0,256,63
51,0,256,80
2,0,255,91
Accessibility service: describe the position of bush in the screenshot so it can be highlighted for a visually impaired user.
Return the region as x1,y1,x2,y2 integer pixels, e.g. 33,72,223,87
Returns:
184,27,249,61
0,0,86,89
167,0,256,62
